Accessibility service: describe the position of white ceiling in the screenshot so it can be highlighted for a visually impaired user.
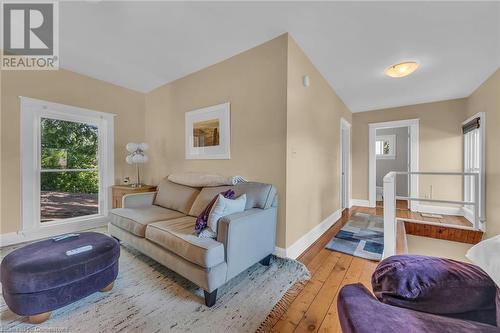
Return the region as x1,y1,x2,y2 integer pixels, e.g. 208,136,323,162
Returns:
60,1,500,112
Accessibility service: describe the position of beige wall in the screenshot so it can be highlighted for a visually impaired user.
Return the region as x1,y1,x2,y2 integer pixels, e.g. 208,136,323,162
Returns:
466,69,500,238
1,69,146,234
286,36,352,247
1,34,349,250
352,99,467,203
143,34,353,249
143,35,288,247
407,235,472,262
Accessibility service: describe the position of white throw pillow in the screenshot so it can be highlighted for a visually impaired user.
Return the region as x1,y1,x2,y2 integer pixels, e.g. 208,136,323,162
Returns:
200,194,247,238
466,235,500,287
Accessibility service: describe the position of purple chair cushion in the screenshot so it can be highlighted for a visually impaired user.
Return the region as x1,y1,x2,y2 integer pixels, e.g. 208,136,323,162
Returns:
497,290,500,327
338,283,500,333
372,255,498,326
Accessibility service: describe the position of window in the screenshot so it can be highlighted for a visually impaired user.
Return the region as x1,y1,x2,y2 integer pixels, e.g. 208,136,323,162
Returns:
463,114,485,224
376,135,396,159
21,97,114,232
40,118,99,222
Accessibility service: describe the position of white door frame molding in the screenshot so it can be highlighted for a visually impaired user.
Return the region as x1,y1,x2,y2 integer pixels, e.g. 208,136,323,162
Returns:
340,118,351,209
20,96,115,235
369,119,419,209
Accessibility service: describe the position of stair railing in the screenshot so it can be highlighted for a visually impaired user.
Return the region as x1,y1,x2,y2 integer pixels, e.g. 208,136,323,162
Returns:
382,171,480,259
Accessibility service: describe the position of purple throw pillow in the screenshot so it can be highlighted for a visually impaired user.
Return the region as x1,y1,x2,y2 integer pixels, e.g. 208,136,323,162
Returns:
372,255,498,326
194,189,235,235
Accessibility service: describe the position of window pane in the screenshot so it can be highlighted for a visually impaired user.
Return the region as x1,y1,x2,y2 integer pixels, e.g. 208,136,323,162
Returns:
40,171,98,222
383,141,390,154
41,118,98,169
376,141,382,155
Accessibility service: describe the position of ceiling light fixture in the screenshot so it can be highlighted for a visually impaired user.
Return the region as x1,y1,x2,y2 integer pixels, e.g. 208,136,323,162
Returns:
385,61,419,78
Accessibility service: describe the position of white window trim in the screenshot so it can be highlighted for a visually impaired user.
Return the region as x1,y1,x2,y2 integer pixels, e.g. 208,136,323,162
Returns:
339,118,351,210
20,97,115,235
462,112,486,229
376,134,396,159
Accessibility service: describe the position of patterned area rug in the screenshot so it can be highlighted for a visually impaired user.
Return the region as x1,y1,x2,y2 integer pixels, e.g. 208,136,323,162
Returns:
0,235,309,333
326,213,384,261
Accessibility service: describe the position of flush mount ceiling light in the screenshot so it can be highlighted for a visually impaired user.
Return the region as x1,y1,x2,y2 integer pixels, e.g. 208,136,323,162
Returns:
384,61,419,78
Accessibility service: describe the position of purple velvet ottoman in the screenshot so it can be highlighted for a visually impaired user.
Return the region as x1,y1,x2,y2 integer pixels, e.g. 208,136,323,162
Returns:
1,232,120,324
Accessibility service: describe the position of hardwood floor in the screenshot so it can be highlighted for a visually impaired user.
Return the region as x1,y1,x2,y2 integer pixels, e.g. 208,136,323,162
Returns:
270,204,481,332
376,199,408,210
271,207,378,333
376,199,472,228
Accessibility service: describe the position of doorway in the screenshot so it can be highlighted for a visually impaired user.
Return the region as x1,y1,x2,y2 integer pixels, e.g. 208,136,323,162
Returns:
340,118,351,210
369,119,419,210
375,126,410,209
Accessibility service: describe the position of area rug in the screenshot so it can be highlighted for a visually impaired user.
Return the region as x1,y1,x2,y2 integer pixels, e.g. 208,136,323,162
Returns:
0,236,309,333
326,212,384,261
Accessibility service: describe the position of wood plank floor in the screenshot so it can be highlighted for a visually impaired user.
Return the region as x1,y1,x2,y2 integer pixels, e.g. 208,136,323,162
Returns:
271,204,482,332
271,207,378,333
376,200,472,228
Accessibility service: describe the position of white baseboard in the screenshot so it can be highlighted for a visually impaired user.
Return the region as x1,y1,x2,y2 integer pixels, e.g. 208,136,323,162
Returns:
415,204,463,216
281,209,342,260
462,207,474,224
0,218,108,247
350,199,370,207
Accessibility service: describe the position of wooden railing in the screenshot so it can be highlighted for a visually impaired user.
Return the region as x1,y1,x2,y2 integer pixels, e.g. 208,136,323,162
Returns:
382,171,480,259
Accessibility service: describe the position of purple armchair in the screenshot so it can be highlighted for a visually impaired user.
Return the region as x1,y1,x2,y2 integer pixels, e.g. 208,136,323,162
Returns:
338,255,500,333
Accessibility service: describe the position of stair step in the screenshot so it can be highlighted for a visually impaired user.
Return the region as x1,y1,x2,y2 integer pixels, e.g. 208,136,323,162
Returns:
402,221,482,244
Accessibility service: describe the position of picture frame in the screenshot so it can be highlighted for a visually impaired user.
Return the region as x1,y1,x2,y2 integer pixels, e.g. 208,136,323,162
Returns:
185,102,230,160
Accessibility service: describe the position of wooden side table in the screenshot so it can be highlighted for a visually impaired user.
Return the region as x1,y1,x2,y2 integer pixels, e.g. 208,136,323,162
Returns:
111,185,157,208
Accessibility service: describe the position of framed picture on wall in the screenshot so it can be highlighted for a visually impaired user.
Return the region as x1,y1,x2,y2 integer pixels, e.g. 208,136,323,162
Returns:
185,102,231,159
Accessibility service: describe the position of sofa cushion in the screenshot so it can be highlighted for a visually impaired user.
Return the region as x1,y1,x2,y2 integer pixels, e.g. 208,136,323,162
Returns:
372,255,498,326
338,283,500,333
145,217,225,268
189,182,276,216
110,206,185,237
154,178,200,214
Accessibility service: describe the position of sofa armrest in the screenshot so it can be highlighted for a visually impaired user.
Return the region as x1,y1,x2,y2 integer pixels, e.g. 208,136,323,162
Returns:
217,207,277,281
122,192,156,208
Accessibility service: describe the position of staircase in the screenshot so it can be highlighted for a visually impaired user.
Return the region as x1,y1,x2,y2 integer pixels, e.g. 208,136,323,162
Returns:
383,171,483,259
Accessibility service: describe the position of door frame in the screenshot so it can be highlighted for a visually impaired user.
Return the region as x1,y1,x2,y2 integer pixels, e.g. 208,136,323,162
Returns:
340,118,351,210
369,119,419,209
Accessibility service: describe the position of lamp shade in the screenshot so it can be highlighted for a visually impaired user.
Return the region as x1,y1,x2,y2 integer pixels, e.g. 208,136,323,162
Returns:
139,143,149,151
126,142,138,153
125,155,134,165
